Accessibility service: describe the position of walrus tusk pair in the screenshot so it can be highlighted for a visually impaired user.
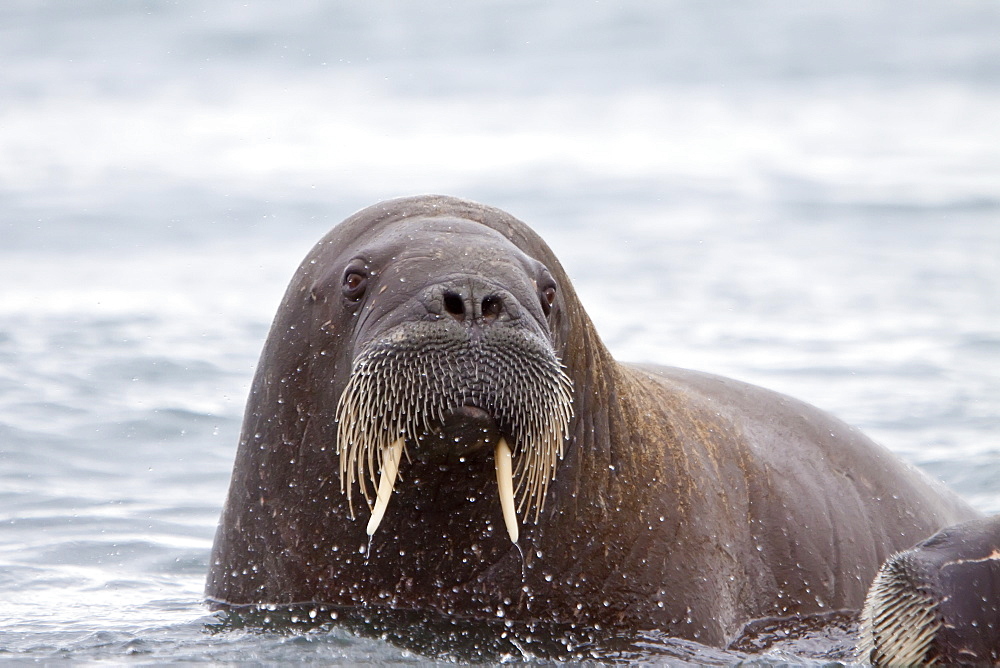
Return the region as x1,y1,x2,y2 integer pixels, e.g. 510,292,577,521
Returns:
365,437,520,543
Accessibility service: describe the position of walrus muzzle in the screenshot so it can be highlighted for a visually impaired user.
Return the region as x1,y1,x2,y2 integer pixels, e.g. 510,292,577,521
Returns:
336,319,573,543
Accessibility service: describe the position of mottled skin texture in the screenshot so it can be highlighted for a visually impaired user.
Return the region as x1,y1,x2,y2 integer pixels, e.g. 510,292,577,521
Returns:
207,195,978,647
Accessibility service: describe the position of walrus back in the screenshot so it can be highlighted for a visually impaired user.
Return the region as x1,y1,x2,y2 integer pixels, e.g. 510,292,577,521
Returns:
625,362,977,621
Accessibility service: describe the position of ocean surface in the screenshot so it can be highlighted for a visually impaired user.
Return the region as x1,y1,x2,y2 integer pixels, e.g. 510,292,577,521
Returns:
1,0,998,663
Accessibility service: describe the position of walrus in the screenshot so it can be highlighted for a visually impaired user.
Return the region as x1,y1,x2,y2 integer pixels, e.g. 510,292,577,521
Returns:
860,514,1000,665
207,194,982,650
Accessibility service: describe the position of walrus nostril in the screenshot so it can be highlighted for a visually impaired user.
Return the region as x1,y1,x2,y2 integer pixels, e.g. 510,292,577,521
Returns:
482,295,503,321
443,291,465,320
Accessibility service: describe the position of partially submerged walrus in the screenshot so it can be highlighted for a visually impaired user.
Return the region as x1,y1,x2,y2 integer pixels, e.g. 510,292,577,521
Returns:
861,514,1000,665
207,195,993,654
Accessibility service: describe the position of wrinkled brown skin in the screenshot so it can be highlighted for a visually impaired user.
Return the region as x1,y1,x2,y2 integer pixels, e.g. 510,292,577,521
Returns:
206,195,978,647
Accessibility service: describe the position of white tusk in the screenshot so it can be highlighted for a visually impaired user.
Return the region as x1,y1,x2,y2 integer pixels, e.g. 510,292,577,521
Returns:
495,437,519,543
366,438,404,536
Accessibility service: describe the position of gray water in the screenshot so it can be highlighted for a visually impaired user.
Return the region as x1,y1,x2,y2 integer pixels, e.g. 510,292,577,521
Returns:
1,1,999,663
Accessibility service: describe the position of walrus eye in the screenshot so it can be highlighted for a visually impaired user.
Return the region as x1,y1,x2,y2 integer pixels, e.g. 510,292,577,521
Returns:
541,285,557,315
342,268,368,300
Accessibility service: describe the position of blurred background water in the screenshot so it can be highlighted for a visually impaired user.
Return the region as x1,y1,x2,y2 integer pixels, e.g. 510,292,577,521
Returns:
1,0,998,663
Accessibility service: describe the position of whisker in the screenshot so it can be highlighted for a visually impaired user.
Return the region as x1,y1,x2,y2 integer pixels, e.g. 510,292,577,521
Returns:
334,322,574,526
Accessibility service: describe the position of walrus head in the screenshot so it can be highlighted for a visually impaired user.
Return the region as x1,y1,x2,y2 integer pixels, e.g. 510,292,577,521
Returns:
859,515,1000,666
208,195,617,617
302,200,575,544
334,254,574,541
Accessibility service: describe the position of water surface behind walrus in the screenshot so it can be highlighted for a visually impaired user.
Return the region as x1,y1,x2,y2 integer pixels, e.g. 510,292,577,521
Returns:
1,1,998,663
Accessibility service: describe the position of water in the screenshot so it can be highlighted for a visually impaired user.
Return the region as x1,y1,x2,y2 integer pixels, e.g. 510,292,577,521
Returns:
1,0,998,663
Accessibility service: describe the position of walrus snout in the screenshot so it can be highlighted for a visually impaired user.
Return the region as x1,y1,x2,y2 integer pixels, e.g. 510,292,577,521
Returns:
335,317,573,544
860,515,1000,666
